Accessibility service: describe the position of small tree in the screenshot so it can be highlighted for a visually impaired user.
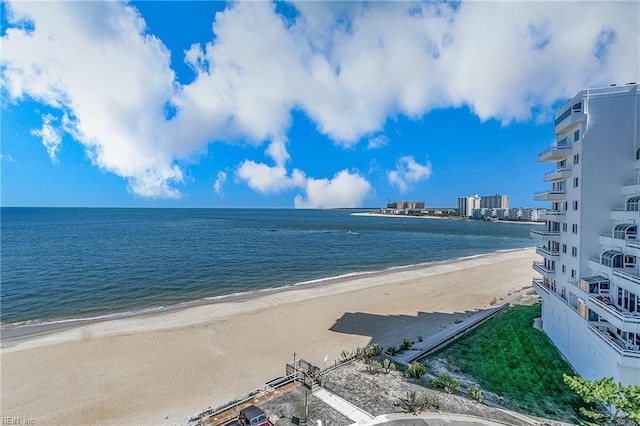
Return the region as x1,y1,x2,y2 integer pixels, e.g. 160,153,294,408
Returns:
364,343,382,358
366,360,382,375
563,374,640,425
406,361,427,379
401,338,413,351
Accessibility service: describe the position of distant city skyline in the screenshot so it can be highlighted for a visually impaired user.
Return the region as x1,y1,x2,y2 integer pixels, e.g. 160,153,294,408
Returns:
1,1,638,208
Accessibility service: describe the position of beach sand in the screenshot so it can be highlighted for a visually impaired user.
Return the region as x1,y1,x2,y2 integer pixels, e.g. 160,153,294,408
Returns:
0,248,538,425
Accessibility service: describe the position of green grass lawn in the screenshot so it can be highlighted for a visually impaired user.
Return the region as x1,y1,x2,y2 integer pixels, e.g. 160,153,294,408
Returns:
432,303,584,422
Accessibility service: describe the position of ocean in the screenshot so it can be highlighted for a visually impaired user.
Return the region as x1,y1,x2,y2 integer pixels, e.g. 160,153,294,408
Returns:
1,208,537,327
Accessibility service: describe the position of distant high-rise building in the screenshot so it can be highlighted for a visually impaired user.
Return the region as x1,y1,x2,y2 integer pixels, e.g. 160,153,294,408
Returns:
457,194,480,217
480,194,509,209
532,83,640,386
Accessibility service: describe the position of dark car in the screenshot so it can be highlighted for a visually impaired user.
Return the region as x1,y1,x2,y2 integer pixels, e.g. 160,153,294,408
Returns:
238,406,272,426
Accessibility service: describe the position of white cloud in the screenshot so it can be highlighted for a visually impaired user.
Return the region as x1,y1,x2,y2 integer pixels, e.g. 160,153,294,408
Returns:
30,114,62,161
236,161,305,194
367,135,389,150
2,1,638,198
387,156,432,193
294,170,371,209
1,154,16,163
213,171,227,195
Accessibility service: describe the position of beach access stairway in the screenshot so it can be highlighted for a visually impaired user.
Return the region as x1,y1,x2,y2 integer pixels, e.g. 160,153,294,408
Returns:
390,304,509,366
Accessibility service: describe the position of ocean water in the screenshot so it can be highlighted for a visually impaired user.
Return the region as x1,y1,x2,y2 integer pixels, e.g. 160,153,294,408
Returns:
1,208,537,326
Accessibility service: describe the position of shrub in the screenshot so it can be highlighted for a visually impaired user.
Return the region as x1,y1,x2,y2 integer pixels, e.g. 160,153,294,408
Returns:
417,335,423,342
386,345,399,356
401,338,413,351
467,386,483,402
366,360,382,374
398,391,440,415
382,358,396,374
406,361,427,379
364,343,382,358
432,372,460,394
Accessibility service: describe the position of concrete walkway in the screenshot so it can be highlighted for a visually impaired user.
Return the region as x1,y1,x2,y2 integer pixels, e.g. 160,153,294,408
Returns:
391,304,507,366
349,412,518,426
313,388,376,424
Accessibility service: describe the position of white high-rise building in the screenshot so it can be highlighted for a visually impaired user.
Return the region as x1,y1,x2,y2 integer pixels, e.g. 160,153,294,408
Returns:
457,194,481,217
532,83,640,386
480,194,509,209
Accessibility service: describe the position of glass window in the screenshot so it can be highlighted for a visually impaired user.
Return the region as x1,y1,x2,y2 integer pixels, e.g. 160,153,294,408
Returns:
574,154,580,164
573,201,578,210
572,224,578,233
573,177,579,187
574,130,580,142
571,269,576,278
563,223,568,232
562,264,566,273
562,244,567,253
572,247,577,256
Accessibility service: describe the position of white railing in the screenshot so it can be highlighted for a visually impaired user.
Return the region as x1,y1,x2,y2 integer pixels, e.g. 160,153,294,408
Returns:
532,278,550,294
589,325,640,358
543,167,572,178
532,261,554,275
538,142,572,158
613,268,640,285
589,295,640,324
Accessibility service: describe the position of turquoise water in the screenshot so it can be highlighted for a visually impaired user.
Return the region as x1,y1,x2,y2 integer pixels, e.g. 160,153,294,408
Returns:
1,208,536,325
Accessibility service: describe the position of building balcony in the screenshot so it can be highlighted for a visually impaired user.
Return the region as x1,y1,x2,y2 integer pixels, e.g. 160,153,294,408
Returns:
530,228,560,242
554,110,587,135
538,144,573,162
613,268,640,285
539,210,566,221
622,180,640,195
534,189,566,201
532,278,550,295
533,261,555,278
536,246,559,259
589,325,640,358
611,207,640,222
543,167,572,182
589,295,640,327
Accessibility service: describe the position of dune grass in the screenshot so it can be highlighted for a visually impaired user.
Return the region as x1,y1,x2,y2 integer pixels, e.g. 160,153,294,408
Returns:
433,303,584,422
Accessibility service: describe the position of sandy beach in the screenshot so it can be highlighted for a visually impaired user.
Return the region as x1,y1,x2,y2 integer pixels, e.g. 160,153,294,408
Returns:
1,248,538,425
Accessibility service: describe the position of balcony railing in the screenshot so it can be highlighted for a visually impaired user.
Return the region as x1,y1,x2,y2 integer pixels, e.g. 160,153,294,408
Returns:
534,189,566,201
543,167,572,182
589,295,640,324
589,325,640,358
613,268,640,285
538,143,572,162
532,278,550,295
533,261,555,276
530,229,560,240
536,246,559,257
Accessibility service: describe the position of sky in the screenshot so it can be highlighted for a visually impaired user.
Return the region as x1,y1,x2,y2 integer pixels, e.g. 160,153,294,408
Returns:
1,1,638,209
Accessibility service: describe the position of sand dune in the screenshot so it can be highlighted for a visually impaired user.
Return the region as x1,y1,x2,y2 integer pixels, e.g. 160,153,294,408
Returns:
0,248,538,425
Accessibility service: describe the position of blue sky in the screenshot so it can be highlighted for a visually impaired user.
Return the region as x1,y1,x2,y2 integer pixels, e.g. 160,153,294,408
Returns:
1,1,638,208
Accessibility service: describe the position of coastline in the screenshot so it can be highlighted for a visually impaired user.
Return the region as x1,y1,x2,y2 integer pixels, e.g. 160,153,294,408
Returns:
352,211,544,225
0,247,533,340
1,248,539,425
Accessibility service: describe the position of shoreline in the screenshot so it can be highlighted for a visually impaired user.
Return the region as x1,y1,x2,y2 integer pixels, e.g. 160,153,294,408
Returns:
0,247,534,341
1,248,539,425
351,211,544,225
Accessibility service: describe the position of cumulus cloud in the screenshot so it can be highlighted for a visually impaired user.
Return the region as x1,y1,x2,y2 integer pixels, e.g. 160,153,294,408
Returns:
387,156,432,193
1,1,638,198
30,114,62,161
294,170,371,209
367,135,389,150
213,171,227,195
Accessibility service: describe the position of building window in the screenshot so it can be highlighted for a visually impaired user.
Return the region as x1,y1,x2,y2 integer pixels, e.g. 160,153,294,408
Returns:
574,130,580,142
571,269,577,278
573,177,579,187
562,265,566,273
572,247,577,257
563,223,568,232
563,201,568,211
572,224,578,233
573,200,578,210
574,154,580,164
562,244,567,253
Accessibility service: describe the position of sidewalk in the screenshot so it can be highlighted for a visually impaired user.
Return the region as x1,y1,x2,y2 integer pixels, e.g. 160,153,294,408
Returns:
312,388,376,424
